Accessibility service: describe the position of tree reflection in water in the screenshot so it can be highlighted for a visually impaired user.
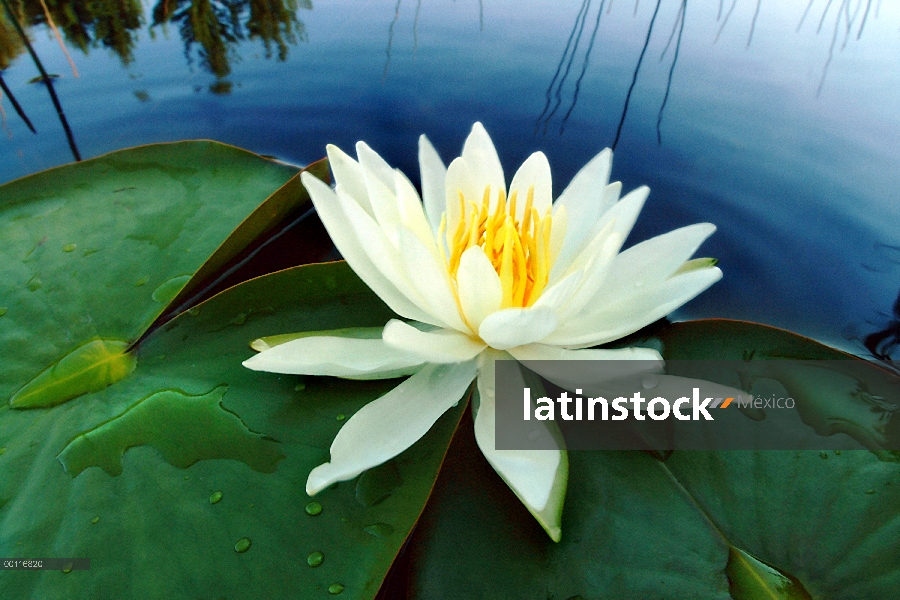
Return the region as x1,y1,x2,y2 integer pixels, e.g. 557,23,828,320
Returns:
0,0,310,86
152,0,310,82
0,0,24,69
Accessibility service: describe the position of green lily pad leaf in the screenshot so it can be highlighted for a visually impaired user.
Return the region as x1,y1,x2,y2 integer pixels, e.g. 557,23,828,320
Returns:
406,319,900,599
0,142,323,409
0,262,466,599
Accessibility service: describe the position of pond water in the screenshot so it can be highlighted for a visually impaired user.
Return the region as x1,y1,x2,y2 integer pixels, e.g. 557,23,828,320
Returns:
1,0,898,357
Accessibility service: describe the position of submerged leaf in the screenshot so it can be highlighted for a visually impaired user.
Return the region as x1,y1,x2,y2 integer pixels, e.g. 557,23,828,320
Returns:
9,338,135,408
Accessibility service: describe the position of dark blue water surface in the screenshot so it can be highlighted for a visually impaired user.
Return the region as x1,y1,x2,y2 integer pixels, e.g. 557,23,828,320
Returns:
2,0,899,355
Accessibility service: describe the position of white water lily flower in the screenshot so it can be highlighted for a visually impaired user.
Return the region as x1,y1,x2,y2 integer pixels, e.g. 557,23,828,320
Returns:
243,122,721,541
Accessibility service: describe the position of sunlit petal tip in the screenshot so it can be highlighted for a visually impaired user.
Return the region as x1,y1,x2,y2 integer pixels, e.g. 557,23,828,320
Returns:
305,462,351,496
675,257,719,275
249,338,271,352
509,151,553,216
461,122,504,191
325,143,351,162
300,170,335,196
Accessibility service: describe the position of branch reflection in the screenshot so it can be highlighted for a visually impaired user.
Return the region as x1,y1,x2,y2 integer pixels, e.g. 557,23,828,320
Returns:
539,0,891,147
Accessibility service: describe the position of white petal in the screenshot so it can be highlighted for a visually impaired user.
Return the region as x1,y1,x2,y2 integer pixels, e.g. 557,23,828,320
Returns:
473,352,567,541
602,185,649,245
326,144,374,216
554,148,612,221
456,246,503,330
306,361,477,495
512,343,663,362
603,181,623,210
356,142,403,233
301,173,434,324
383,319,486,363
398,229,470,332
394,168,437,251
553,226,623,322
461,122,505,198
544,266,723,348
355,141,396,190
479,306,558,350
509,344,663,391
509,151,552,219
596,223,717,300
549,203,567,266
419,134,448,233
336,186,448,327
546,215,620,322
551,149,614,271
551,185,648,283
444,157,482,237
532,270,583,313
243,335,425,379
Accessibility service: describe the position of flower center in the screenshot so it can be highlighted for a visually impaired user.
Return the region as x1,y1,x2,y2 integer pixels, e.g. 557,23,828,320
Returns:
439,185,554,309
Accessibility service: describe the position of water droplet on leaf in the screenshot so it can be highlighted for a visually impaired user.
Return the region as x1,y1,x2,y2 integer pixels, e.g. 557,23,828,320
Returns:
62,243,77,252
363,523,394,538
327,583,344,595
641,374,659,390
234,538,251,553
152,275,191,304
209,491,223,504
819,451,828,459
91,516,100,524
527,429,541,442
62,562,73,574
134,277,148,287
305,502,322,516
336,414,345,421
306,551,324,567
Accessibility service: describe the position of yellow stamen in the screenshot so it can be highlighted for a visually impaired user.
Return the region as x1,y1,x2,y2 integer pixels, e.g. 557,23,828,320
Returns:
442,185,559,311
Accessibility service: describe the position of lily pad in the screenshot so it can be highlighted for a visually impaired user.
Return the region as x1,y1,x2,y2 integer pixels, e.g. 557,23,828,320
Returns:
405,319,900,599
0,141,325,409
0,262,466,599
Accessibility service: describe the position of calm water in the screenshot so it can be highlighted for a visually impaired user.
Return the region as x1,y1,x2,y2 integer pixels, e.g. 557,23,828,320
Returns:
1,0,899,356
